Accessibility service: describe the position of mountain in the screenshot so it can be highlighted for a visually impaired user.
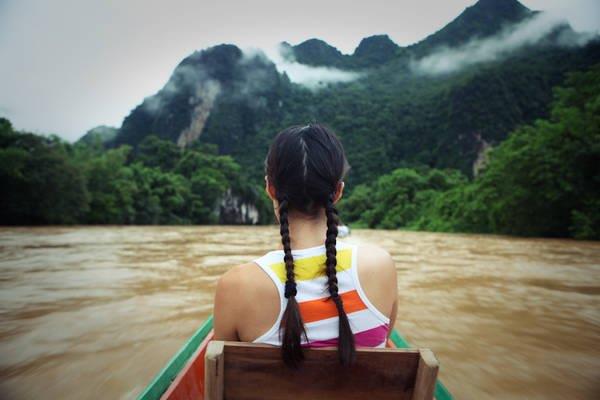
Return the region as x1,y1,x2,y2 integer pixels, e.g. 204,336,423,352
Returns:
77,125,117,146
281,39,349,68
107,0,600,186
409,0,533,56
282,34,401,69
353,35,402,66
282,0,534,69
113,44,285,149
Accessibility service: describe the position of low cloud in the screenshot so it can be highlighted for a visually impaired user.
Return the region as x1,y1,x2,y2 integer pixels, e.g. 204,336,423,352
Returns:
255,44,361,90
412,12,597,75
237,49,280,99
142,63,221,114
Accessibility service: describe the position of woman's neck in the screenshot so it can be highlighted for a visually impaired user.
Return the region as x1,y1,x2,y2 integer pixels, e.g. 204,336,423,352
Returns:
280,208,329,250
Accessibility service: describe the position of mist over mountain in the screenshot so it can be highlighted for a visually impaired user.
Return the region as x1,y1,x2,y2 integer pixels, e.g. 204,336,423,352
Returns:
408,0,534,57
107,0,600,185
113,45,285,149
280,0,534,69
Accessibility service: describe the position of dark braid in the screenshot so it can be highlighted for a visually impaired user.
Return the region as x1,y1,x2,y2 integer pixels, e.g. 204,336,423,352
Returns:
278,195,307,367
325,192,356,365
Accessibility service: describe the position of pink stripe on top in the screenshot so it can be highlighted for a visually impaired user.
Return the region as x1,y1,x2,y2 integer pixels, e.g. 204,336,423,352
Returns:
303,324,390,348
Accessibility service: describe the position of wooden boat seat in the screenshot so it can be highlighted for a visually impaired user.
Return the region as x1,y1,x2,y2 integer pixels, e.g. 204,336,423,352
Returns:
205,341,439,400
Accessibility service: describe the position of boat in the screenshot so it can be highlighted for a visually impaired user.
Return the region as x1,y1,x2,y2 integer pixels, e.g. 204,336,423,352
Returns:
137,315,454,400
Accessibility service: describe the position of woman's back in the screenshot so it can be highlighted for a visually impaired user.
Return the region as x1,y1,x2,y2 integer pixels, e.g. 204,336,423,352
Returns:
214,241,397,347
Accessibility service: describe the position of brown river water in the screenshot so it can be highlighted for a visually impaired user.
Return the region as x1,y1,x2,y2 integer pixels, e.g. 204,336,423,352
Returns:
0,226,599,399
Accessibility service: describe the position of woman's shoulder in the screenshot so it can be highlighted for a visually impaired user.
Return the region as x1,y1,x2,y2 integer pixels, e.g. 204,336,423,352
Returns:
355,243,395,272
354,243,398,321
217,261,269,292
216,259,276,307
355,243,397,290
214,260,278,340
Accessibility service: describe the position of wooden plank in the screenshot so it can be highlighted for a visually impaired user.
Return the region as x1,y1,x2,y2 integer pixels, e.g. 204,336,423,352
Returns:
221,342,420,400
139,319,453,400
412,349,439,400
390,329,453,400
205,341,225,400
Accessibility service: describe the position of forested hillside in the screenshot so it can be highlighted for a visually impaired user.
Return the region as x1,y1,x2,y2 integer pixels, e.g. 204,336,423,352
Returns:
340,66,600,239
0,125,271,225
1,0,599,239
107,0,600,187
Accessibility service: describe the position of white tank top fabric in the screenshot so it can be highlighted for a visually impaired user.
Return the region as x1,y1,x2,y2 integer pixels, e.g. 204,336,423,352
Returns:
252,240,390,348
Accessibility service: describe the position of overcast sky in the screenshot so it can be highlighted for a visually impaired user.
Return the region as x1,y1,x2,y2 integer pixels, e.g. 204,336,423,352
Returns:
1,0,599,141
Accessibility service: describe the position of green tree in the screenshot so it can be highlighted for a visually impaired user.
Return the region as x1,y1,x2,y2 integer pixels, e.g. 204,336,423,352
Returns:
417,65,600,239
0,129,89,224
80,146,137,224
134,135,182,170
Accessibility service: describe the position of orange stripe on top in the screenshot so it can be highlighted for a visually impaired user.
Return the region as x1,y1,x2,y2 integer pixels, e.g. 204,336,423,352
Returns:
299,289,366,324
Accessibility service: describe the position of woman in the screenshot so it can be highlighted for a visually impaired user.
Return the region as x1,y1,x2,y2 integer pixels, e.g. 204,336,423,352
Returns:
213,123,398,367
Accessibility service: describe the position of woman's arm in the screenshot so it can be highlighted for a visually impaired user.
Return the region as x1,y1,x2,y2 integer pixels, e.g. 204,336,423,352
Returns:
213,267,242,341
356,244,399,340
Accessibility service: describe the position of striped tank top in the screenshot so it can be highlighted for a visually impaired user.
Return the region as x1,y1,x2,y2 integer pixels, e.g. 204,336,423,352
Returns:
252,240,390,348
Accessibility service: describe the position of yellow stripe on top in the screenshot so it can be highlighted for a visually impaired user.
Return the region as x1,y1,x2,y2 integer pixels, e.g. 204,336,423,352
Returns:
269,248,352,283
